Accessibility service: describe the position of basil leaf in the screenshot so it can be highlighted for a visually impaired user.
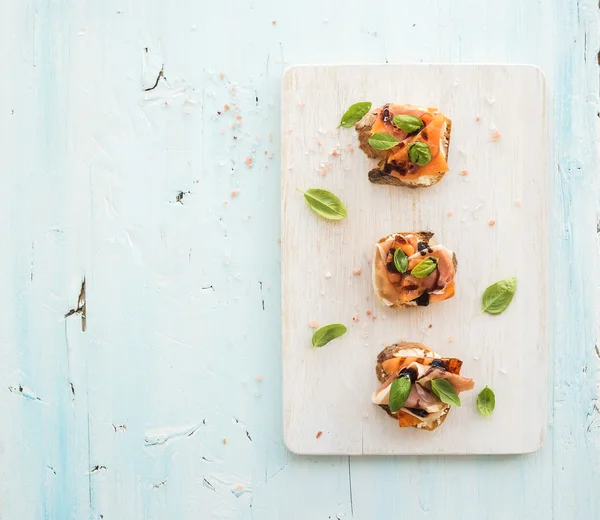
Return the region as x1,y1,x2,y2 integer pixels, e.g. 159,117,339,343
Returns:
410,257,438,278
339,101,372,128
392,114,424,133
408,142,432,166
311,324,347,348
389,375,412,413
393,248,408,273
298,188,347,221
431,378,461,407
477,386,495,417
368,132,400,150
481,277,517,315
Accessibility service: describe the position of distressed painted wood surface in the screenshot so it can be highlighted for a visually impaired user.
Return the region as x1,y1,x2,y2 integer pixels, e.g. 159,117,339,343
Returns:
0,0,598,518
282,64,547,455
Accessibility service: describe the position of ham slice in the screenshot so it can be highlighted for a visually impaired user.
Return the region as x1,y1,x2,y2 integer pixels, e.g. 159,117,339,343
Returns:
419,368,475,393
404,383,445,413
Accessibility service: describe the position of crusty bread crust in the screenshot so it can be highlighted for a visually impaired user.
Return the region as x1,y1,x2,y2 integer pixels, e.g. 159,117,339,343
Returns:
375,342,451,431
372,232,457,309
357,110,452,188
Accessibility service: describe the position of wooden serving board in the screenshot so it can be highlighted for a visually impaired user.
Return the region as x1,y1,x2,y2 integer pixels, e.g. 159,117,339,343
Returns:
281,64,547,455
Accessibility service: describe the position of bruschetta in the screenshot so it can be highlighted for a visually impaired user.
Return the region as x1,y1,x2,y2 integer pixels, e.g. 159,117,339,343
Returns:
372,231,456,308
372,342,474,431
357,104,452,188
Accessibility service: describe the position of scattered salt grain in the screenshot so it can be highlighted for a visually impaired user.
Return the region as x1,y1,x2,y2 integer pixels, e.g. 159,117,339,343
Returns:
348,144,355,153
220,72,225,80
316,431,323,439
449,336,455,343
330,148,341,158
256,376,263,382
515,200,521,207
325,272,332,279
352,315,359,322
236,115,242,121
475,115,481,122
486,94,496,104
447,211,453,217
244,157,253,168
366,310,372,316
363,413,369,418
231,190,240,198
224,104,230,111
272,20,277,25
460,169,469,176
491,129,502,142
352,268,361,276
223,438,227,444
488,220,496,227
308,321,319,328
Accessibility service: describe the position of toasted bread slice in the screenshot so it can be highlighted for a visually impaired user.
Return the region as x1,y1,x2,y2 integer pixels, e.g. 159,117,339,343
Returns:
356,105,452,188
372,232,457,309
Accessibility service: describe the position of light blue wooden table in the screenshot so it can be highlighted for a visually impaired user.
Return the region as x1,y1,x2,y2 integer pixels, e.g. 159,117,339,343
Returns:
1,1,598,518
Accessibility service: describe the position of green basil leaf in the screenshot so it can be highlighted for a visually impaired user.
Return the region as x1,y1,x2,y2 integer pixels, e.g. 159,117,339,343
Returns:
481,277,517,315
311,324,347,348
410,257,438,278
431,378,461,407
298,188,347,221
393,248,408,273
339,101,372,128
368,132,400,150
408,142,432,166
392,114,424,133
389,375,412,413
477,386,495,417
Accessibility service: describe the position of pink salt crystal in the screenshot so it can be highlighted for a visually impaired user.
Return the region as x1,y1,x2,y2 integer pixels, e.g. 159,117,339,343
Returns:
308,321,319,329
352,315,359,322
231,190,240,198
488,220,496,227
460,169,469,176
352,268,361,276
491,129,502,142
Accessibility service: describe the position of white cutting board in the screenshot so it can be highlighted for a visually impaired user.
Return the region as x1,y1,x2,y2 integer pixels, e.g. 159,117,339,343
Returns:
281,64,547,455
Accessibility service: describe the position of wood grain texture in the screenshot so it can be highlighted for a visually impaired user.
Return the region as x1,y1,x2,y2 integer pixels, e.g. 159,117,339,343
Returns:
282,64,547,455
0,0,598,518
